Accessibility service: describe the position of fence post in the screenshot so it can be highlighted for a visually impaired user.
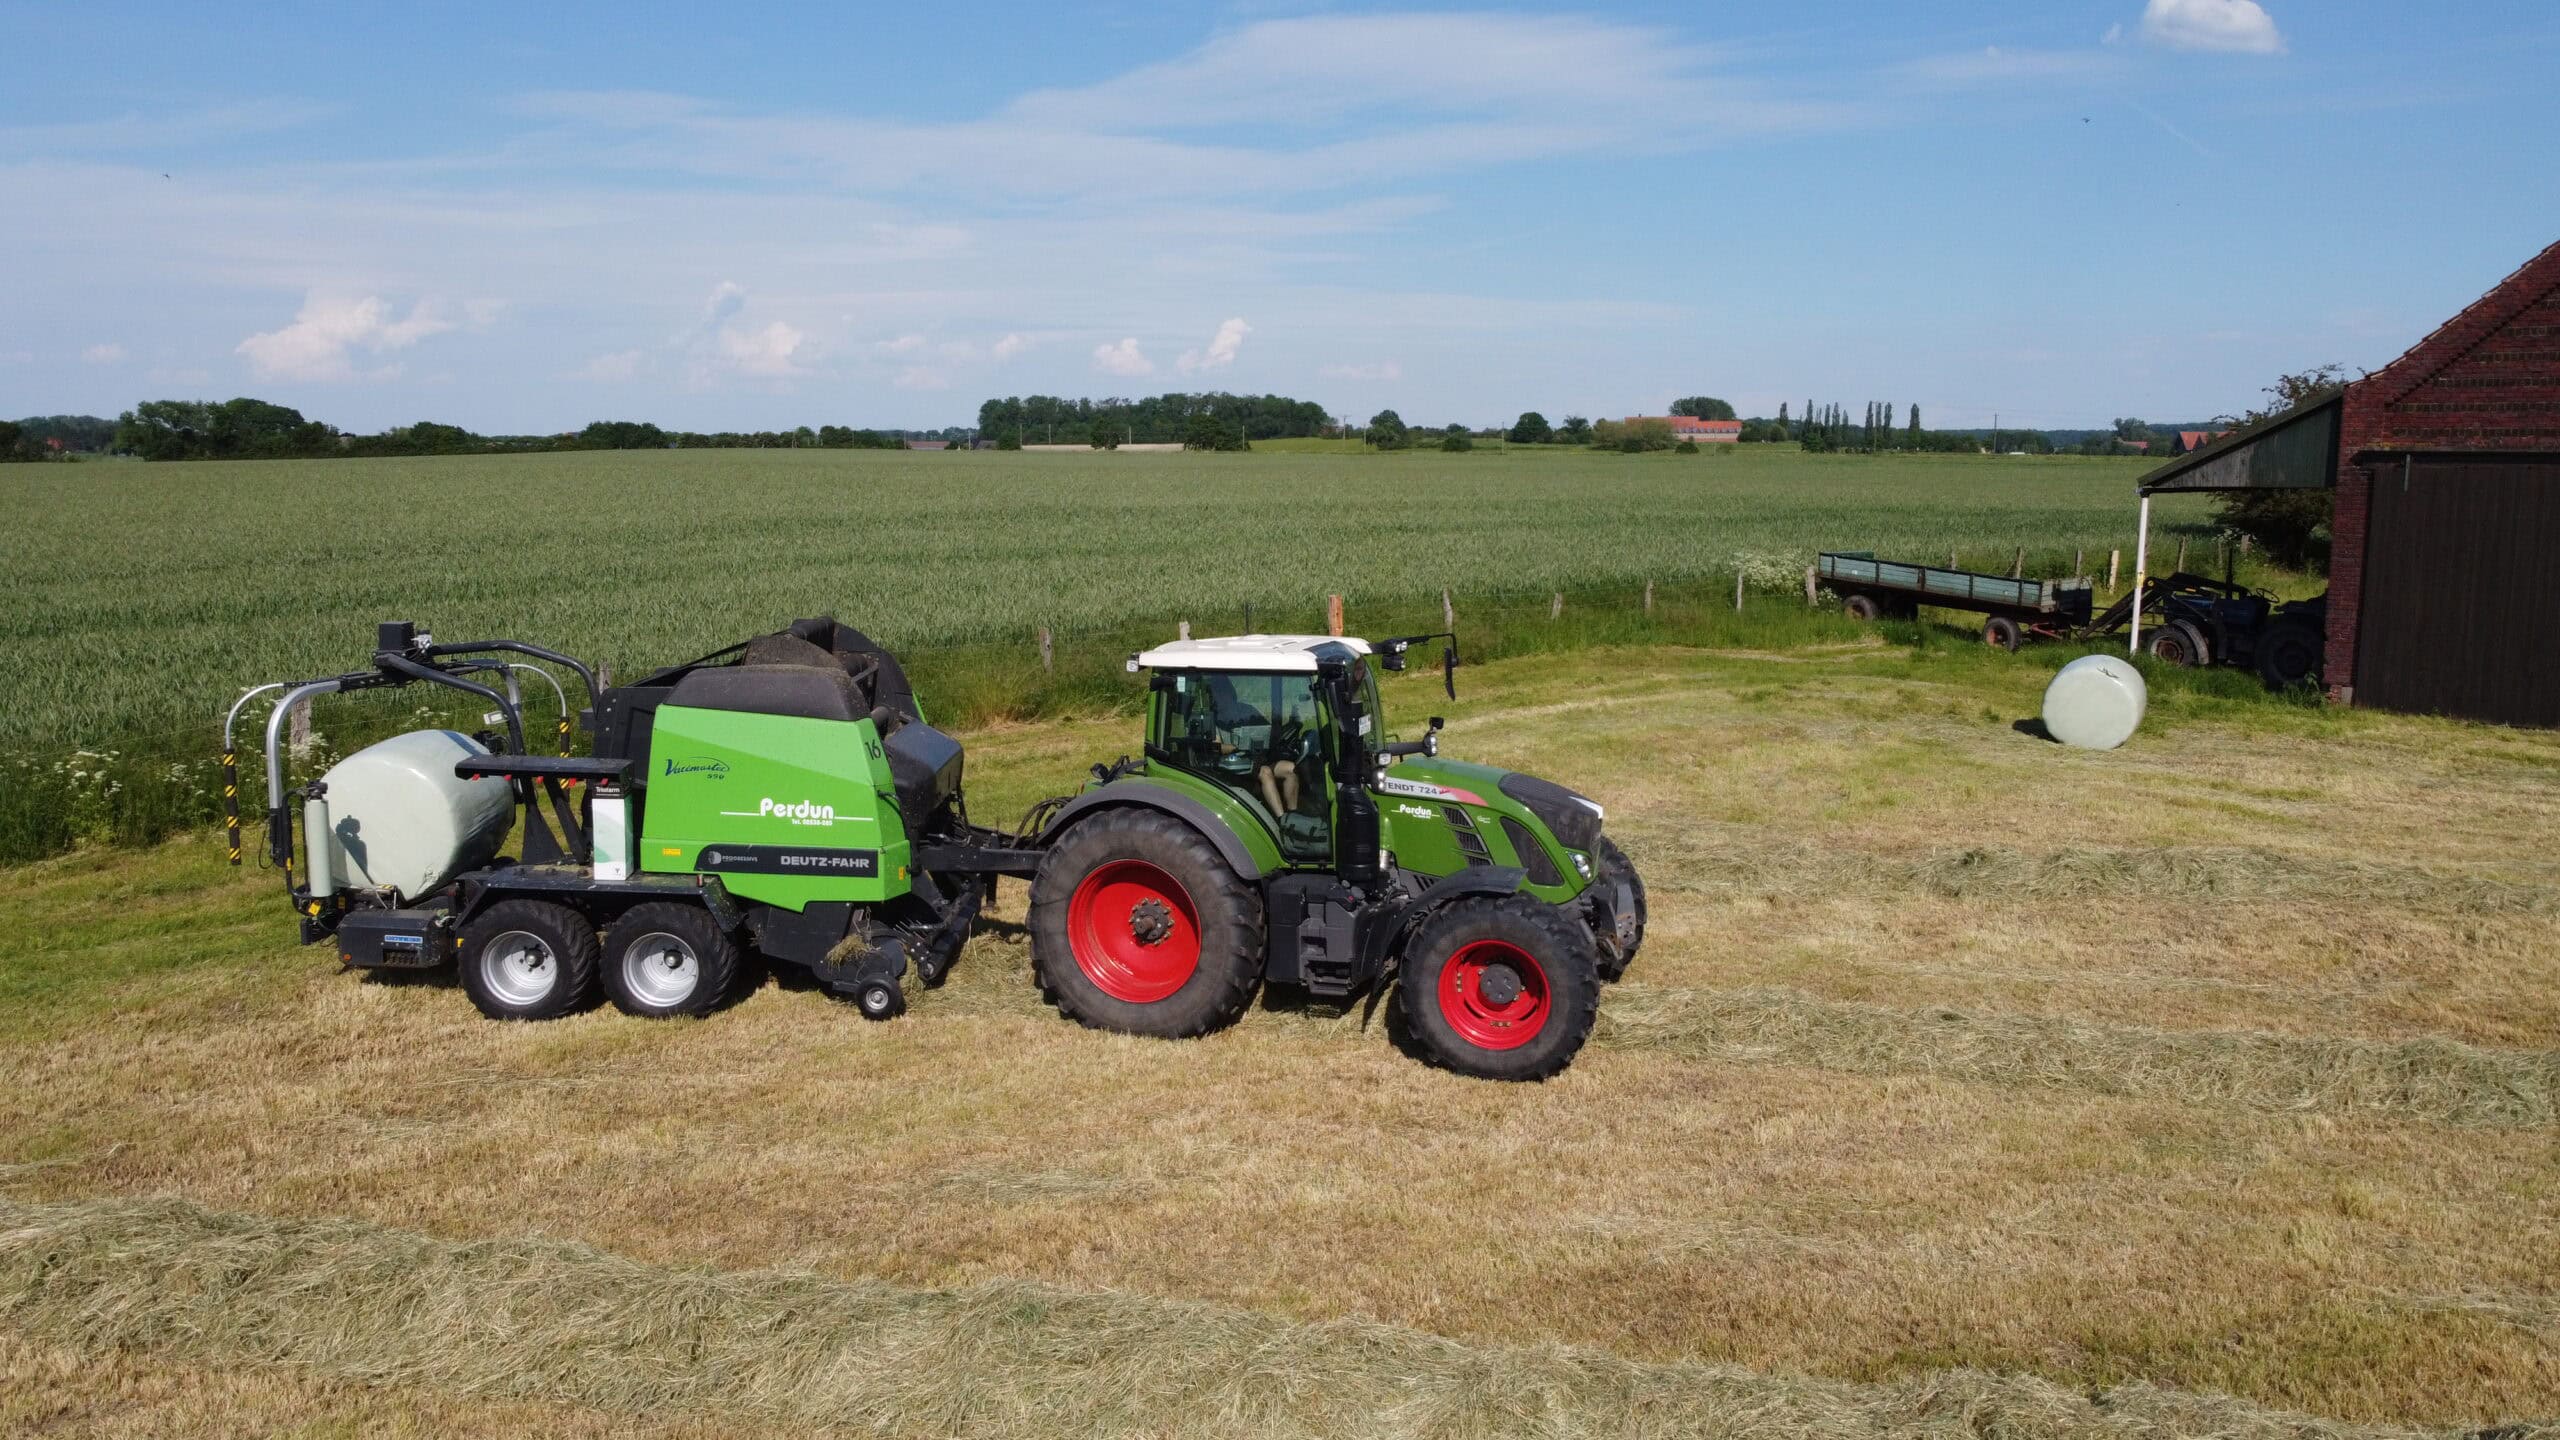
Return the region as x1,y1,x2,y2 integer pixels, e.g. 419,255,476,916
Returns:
1734,571,1745,612
1643,579,1654,615
1442,587,1455,632
2108,549,2121,590
1243,602,1254,632
1803,565,1817,607
1948,549,1958,570
2074,547,2085,580
1178,619,1191,641
2239,534,2253,558
2011,547,2024,578
1327,594,1344,637
288,704,311,758
1039,626,1053,673
2175,537,2188,572
1549,592,1563,620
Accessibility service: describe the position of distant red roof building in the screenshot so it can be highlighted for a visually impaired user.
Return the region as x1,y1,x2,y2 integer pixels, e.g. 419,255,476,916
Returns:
2176,430,2228,453
1627,416,1742,442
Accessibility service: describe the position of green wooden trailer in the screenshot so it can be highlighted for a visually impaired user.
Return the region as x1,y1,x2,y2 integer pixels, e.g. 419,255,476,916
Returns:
1819,551,2095,651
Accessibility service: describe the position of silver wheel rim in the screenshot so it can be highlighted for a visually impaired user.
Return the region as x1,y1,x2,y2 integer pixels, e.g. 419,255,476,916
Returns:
481,930,559,1008
622,931,700,1008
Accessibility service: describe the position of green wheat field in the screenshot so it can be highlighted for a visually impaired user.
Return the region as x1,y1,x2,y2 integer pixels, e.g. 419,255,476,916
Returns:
2,444,2200,858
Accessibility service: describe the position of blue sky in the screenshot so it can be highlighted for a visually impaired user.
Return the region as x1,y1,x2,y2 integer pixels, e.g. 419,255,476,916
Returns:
3,1,2555,434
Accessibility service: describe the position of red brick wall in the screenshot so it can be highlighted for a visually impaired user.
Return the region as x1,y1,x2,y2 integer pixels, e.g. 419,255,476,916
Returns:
2326,274,2560,701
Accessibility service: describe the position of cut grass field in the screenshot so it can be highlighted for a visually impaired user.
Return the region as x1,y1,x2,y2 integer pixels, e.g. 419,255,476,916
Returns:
3,639,2555,1436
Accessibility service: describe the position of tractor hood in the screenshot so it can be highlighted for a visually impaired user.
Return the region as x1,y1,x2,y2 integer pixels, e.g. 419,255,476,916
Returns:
1374,757,1605,854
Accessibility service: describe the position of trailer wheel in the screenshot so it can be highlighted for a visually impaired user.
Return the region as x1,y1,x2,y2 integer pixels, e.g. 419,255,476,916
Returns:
601,902,742,1019
1031,808,1264,1039
854,979,905,1020
458,900,601,1022
1592,835,1646,982
2255,618,2323,689
1843,594,1881,622
1394,895,1599,1082
2147,620,2210,668
1983,616,2022,652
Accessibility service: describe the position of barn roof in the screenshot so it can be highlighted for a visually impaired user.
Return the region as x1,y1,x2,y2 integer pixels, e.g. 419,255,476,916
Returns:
2360,236,2560,409
2137,392,2342,496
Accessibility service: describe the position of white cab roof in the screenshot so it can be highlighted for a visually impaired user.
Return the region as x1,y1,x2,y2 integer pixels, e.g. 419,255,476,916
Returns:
1134,634,1373,673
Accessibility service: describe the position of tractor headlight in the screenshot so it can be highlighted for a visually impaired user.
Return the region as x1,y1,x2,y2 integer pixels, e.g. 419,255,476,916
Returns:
1570,851,1593,880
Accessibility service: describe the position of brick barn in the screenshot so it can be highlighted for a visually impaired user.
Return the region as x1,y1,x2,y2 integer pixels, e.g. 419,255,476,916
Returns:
2134,237,2560,728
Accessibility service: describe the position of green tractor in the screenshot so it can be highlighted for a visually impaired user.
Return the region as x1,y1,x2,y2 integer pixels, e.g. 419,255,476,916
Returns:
233,620,1641,1080
1026,633,1644,1079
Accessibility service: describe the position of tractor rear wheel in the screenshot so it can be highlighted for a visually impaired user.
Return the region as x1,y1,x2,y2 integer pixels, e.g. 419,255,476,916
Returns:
601,902,742,1018
458,900,601,1021
1394,895,1599,1082
1031,809,1263,1039
1983,616,2022,652
1593,835,1646,982
2255,618,2323,689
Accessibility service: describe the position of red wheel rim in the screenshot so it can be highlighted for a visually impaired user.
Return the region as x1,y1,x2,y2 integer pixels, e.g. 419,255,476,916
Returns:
1066,859,1201,1003
1436,940,1551,1050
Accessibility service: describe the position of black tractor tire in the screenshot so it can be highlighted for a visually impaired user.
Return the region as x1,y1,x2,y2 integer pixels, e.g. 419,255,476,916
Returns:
458,900,602,1022
2147,619,2211,668
1983,616,2023,652
1593,835,1647,983
600,902,743,1019
1843,594,1882,622
1030,808,1264,1039
1393,895,1600,1082
2255,618,2324,689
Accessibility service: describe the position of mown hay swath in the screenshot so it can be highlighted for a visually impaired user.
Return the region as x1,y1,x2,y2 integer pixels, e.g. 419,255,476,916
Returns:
0,1195,2472,1440
1596,986,2560,1127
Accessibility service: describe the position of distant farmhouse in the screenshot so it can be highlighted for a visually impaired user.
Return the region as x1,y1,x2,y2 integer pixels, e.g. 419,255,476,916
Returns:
1627,415,1741,443
2175,429,2230,454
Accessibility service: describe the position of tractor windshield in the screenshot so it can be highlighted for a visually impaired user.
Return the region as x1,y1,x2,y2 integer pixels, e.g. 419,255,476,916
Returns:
1150,671,1333,863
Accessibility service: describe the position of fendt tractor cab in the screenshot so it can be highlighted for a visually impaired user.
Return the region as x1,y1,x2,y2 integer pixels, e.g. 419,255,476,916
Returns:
233,619,1641,1081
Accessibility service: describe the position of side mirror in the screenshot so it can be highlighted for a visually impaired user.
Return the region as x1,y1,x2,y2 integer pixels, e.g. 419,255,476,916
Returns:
1441,645,1459,701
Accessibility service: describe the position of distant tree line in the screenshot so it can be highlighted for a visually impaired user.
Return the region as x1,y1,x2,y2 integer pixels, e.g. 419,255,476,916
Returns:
1,414,119,460
101,398,962,461
976,392,1329,447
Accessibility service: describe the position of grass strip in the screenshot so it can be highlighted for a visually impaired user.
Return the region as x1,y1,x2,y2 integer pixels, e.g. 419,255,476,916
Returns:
1597,986,2560,1128
0,1194,2470,1440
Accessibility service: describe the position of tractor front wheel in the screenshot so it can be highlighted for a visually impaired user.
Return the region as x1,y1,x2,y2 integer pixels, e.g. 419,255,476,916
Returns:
1395,896,1599,1082
1030,809,1264,1039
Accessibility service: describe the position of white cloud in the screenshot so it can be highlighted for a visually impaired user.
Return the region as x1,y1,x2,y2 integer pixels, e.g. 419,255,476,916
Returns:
2102,22,2127,45
1092,337,1154,377
703,280,747,325
1320,361,1402,382
992,332,1029,362
1176,317,1251,375
893,365,950,390
2140,0,2286,54
81,343,126,364
717,320,809,378
235,293,458,381
570,349,645,382
875,332,928,354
